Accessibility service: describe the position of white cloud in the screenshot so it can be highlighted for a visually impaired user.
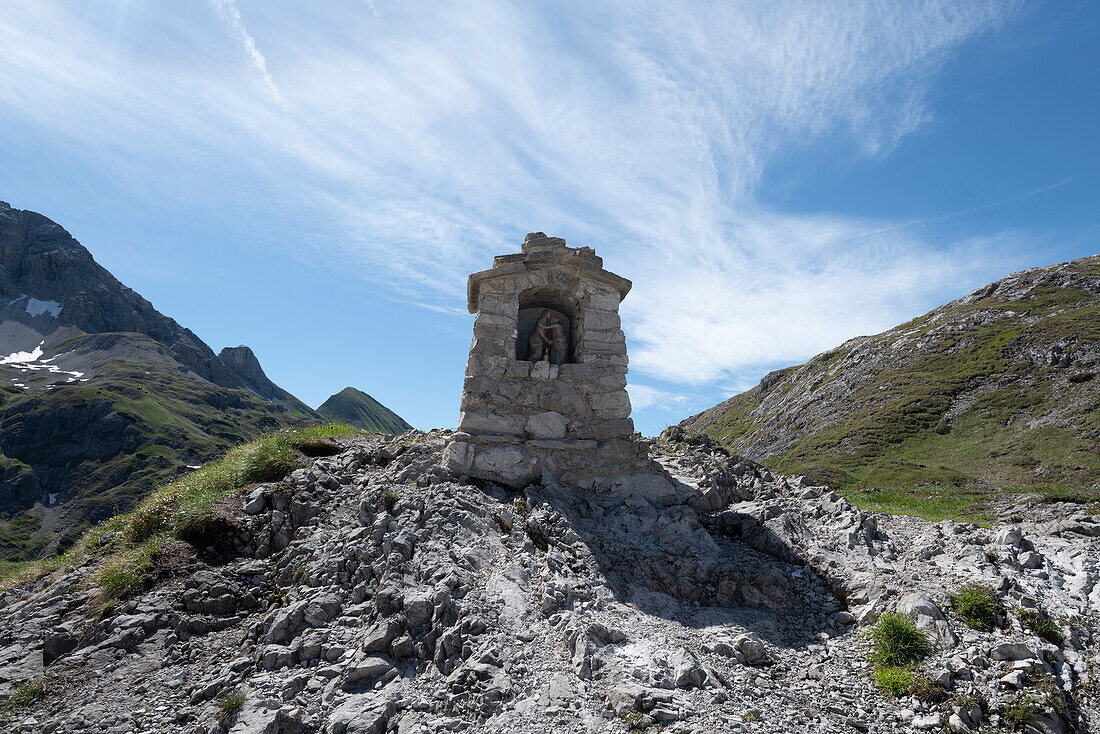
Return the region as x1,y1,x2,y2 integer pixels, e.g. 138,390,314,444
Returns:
207,0,280,100
0,0,1029,388
626,383,691,412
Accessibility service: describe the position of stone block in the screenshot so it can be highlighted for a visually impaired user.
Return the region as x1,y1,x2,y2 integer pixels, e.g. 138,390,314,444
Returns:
504,361,532,378
583,308,620,331
476,292,518,316
589,391,632,412
474,311,514,328
469,335,507,357
557,363,599,379
472,445,539,486
458,411,525,436
587,289,621,311
528,439,597,451
472,324,515,341
582,328,625,345
525,411,568,439
573,418,634,441
530,360,560,379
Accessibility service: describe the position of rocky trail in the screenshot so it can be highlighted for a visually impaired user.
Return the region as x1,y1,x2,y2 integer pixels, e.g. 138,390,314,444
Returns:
0,432,1097,733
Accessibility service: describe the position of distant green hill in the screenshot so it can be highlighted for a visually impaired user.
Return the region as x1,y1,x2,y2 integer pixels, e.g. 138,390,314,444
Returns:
317,387,411,434
679,255,1100,521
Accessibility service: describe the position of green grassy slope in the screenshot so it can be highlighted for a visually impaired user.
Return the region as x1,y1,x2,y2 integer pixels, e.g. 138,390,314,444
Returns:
0,362,309,559
316,387,412,434
681,256,1100,522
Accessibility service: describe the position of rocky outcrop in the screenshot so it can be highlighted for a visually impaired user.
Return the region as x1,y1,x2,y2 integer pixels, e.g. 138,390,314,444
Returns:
219,346,319,419
0,433,1095,732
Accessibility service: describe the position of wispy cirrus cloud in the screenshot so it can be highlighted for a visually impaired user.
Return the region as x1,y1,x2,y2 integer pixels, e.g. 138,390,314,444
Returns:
0,0,1032,398
207,0,280,100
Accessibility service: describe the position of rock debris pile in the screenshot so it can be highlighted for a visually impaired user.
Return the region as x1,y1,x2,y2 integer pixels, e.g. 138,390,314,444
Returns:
0,432,1097,733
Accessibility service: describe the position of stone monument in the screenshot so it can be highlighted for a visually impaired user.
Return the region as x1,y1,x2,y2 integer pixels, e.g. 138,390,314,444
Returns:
443,232,652,488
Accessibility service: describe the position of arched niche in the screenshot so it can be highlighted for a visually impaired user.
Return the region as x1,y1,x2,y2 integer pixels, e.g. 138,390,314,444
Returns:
515,286,579,364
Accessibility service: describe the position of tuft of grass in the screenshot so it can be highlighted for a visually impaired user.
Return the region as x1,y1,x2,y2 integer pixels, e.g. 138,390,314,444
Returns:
1,674,50,712
1018,607,1063,645
869,613,933,666
216,689,247,724
871,665,914,697
1003,695,1043,730
950,583,1002,631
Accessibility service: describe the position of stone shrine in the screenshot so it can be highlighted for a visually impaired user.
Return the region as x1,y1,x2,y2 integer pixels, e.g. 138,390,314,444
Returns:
443,232,652,487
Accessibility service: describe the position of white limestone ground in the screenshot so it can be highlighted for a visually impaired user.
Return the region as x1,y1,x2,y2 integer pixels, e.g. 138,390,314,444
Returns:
0,432,1096,734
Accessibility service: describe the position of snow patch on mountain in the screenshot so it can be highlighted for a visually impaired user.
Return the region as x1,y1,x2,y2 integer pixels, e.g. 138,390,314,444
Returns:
0,340,86,386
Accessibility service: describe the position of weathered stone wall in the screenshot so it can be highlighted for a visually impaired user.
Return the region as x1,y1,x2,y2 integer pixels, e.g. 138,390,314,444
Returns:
444,234,651,487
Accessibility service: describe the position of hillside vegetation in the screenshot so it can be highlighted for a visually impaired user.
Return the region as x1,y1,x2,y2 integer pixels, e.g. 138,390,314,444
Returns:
680,255,1100,522
316,386,412,434
0,423,361,597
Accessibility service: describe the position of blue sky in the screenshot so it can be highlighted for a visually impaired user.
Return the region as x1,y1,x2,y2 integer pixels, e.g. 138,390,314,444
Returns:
1,1,1097,434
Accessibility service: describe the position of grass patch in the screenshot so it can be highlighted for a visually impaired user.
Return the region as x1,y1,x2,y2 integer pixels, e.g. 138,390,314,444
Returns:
950,583,1002,631
0,424,361,597
841,485,997,525
1,674,50,712
94,533,170,598
217,688,247,724
1018,607,1063,645
1004,694,1044,730
868,613,932,666
870,665,914,697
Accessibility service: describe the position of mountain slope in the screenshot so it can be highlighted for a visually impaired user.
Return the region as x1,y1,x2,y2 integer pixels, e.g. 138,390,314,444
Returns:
0,201,319,558
680,255,1100,516
316,386,411,434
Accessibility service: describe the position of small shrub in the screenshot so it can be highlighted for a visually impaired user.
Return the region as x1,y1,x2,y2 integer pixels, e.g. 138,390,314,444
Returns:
1,675,50,711
1018,607,1063,645
217,689,247,724
1068,372,1095,384
985,550,999,563
950,583,1001,631
869,613,932,666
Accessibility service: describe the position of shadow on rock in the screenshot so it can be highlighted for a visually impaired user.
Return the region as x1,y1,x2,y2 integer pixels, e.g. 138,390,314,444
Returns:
527,471,847,650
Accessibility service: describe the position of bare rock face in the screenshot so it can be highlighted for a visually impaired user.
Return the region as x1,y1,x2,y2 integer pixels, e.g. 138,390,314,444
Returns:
445,233,651,488
0,201,241,389
0,432,1096,733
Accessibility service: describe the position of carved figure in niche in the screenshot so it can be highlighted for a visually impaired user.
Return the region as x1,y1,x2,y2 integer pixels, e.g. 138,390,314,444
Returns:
524,309,568,364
